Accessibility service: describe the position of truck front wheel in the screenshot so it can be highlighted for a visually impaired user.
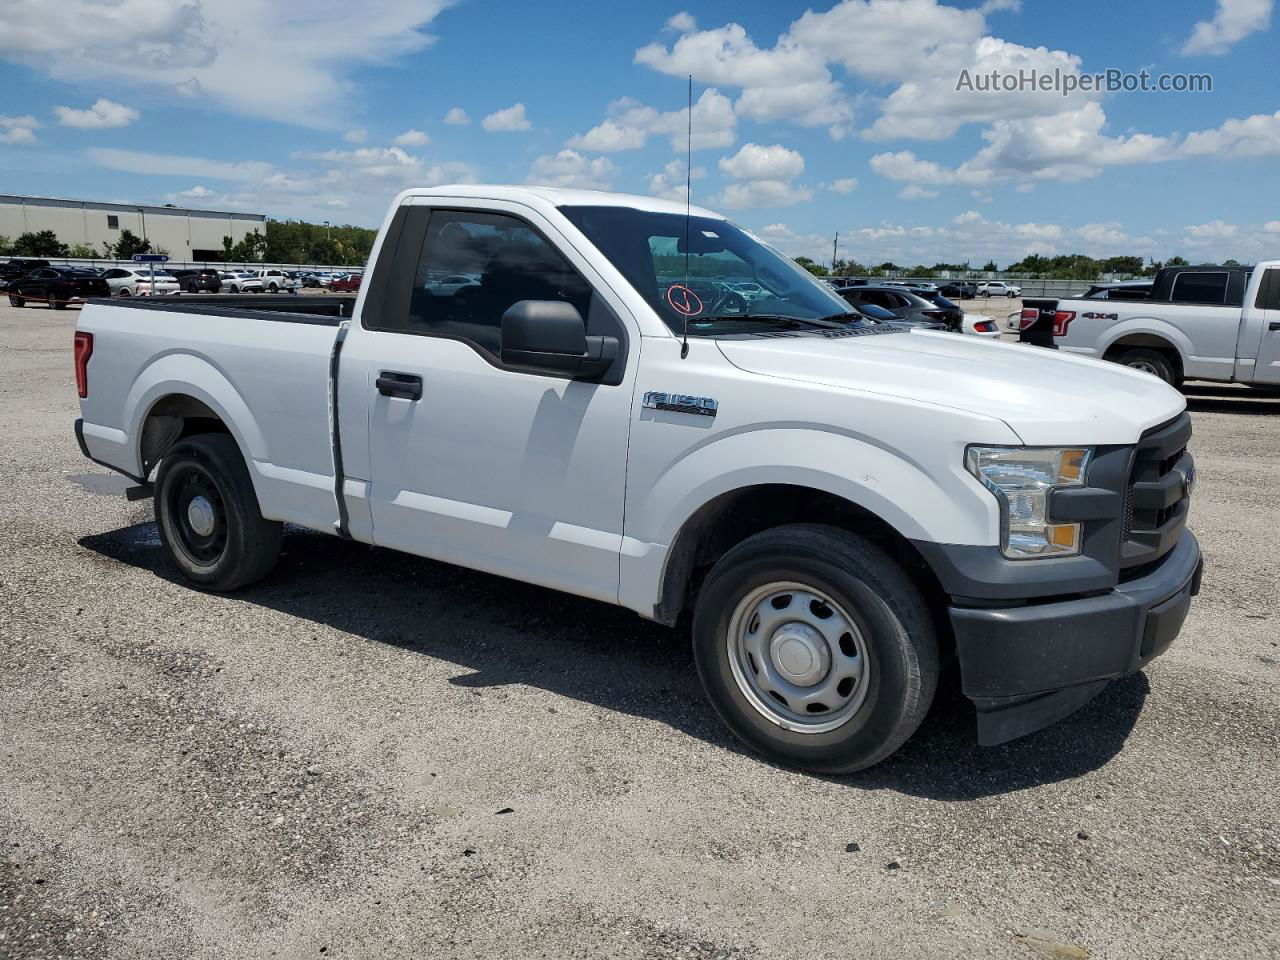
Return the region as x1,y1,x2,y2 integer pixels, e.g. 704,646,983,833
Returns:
154,434,282,591
692,524,939,774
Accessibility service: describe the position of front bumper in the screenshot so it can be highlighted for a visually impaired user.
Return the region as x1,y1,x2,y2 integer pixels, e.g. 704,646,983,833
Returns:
949,529,1202,745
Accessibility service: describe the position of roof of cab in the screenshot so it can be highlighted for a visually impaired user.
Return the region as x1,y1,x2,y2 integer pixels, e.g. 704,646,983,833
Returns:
405,184,728,220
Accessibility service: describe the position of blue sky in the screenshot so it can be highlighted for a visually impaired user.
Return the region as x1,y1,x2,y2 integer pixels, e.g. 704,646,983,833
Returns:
1,0,1277,267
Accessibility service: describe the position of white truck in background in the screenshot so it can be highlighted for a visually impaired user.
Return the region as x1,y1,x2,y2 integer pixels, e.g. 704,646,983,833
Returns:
74,185,1202,772
1019,262,1280,387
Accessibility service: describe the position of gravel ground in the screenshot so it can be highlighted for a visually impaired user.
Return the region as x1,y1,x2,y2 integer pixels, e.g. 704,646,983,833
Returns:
1,300,1277,960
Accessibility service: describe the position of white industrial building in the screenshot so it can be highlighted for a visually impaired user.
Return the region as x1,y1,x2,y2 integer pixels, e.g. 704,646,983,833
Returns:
0,195,266,262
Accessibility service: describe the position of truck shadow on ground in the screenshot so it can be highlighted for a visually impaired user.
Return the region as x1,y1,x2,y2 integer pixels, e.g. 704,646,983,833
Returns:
1182,383,1280,416
80,521,1149,802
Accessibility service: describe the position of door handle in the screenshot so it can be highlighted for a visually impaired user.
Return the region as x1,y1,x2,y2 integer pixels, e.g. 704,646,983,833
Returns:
376,372,423,400
1269,321,1280,332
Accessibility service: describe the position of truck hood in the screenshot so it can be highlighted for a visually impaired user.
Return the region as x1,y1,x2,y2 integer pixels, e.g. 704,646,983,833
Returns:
716,328,1185,446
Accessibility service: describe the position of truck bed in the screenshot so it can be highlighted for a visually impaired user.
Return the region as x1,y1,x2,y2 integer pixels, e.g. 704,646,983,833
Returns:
84,294,356,324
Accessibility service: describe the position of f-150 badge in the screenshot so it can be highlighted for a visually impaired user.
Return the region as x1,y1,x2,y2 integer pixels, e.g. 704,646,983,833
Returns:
642,391,719,417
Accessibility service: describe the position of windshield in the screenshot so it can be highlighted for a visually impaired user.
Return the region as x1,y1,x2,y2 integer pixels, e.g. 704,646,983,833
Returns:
559,205,860,335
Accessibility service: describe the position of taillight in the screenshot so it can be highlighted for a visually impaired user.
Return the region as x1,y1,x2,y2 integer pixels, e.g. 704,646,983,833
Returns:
922,309,947,320
74,331,93,398
1019,307,1039,330
1051,310,1075,336
974,320,997,333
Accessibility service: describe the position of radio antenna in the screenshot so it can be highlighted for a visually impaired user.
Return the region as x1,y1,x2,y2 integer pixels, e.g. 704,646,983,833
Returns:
680,73,692,359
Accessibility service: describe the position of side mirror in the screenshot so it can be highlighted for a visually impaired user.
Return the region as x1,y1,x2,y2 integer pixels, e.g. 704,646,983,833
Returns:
501,300,618,381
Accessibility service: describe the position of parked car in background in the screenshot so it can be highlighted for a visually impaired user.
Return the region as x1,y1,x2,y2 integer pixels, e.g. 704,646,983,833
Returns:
940,281,978,300
962,314,1002,339
1081,280,1154,301
251,269,301,293
171,268,222,293
7,266,109,308
908,281,938,292
978,281,1022,298
329,273,363,292
100,268,181,297
1021,261,1280,387
839,285,962,330
219,271,265,293
1,258,52,288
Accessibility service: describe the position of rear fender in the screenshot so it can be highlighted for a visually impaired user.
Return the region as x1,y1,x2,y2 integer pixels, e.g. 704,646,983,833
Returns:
124,352,265,482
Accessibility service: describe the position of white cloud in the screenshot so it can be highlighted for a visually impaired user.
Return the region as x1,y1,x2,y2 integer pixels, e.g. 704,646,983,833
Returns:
0,0,452,126
54,98,139,129
979,0,1021,11
526,149,616,190
713,180,813,210
1265,220,1280,234
665,11,697,32
0,114,38,145
343,127,368,144
568,89,737,153
1183,220,1239,243
829,177,859,193
482,103,531,132
898,185,938,199
634,20,852,131
1182,0,1273,55
1180,110,1280,157
719,142,805,181
178,185,214,198
870,103,1172,188
87,147,274,181
392,128,430,146
647,158,706,202
953,210,984,225
443,107,469,125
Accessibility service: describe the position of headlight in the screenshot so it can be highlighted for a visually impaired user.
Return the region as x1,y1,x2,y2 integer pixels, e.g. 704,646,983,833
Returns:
966,446,1092,559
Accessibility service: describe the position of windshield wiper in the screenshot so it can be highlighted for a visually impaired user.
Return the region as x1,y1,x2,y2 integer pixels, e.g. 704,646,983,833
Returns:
694,314,853,330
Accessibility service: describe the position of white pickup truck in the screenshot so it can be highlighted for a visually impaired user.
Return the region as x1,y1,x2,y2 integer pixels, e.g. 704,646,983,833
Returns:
74,185,1202,772
1019,262,1280,387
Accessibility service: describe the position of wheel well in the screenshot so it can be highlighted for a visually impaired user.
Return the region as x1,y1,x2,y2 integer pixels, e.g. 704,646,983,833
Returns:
1104,335,1183,378
654,484,945,628
139,394,232,478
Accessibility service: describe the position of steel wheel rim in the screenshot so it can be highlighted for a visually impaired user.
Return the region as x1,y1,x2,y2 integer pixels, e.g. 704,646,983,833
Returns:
726,581,871,734
165,465,228,567
1127,358,1160,377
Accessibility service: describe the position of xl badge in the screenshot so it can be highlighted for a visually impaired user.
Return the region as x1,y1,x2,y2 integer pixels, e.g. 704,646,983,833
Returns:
643,391,719,418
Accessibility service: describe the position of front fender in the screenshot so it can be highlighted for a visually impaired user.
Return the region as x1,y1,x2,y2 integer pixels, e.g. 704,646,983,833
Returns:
617,425,1005,618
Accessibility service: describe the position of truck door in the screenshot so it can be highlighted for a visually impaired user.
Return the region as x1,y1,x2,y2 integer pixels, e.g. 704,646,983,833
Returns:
1249,267,1280,385
348,201,637,604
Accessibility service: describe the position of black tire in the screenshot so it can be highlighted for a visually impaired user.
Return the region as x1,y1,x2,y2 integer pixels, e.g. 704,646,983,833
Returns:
53,297,67,310
8,294,22,307
692,523,939,774
154,434,282,591
1114,348,1178,386
187,281,199,293
117,288,131,297
268,283,278,293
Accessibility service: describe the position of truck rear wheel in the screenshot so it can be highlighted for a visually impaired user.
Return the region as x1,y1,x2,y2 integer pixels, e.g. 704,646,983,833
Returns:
1115,348,1178,386
154,434,282,591
692,524,939,774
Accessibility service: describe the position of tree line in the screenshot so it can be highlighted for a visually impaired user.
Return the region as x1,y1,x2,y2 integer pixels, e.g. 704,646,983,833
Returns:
0,217,377,266
793,253,1211,280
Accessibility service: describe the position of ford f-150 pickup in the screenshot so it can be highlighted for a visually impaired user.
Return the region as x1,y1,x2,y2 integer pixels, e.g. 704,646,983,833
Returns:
74,186,1203,773
1019,261,1280,387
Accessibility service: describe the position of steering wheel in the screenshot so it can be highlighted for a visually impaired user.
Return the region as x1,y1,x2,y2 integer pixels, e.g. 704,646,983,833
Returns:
708,285,750,316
